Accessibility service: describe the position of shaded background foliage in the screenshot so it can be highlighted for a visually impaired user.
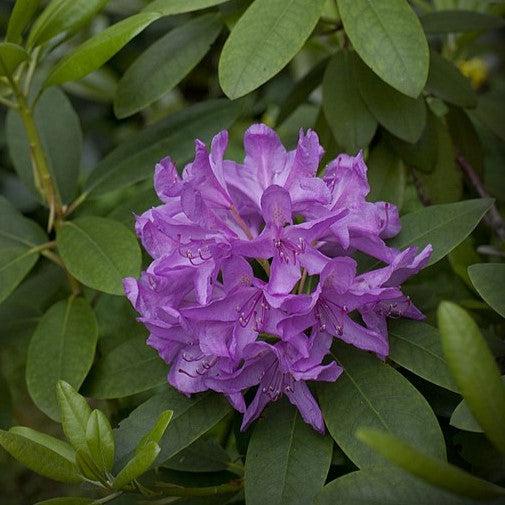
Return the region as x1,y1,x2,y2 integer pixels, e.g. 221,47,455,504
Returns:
0,0,504,504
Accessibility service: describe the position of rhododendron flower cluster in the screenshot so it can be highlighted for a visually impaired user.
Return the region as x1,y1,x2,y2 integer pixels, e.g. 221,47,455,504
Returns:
124,125,431,433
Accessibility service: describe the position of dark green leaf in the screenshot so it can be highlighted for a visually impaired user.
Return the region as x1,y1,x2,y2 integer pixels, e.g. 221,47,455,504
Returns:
438,302,505,454
6,0,40,43
451,399,482,433
356,429,505,500
245,399,332,505
219,0,326,99
115,388,231,465
57,217,141,295
35,498,93,505
0,429,81,483
472,91,505,142
420,10,504,34
6,87,82,203
0,247,40,304
114,441,160,490
468,263,505,318
84,98,244,196
85,336,167,399
57,381,92,453
145,0,230,15
388,320,458,392
319,343,445,469
0,42,29,76
44,12,161,86
28,0,109,47
338,0,429,97
86,409,115,472
354,55,426,143
26,298,98,420
389,198,494,266
136,410,173,454
115,14,222,118
426,52,476,108
322,52,377,154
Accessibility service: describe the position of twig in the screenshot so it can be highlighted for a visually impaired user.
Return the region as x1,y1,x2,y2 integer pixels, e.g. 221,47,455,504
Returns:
457,155,505,242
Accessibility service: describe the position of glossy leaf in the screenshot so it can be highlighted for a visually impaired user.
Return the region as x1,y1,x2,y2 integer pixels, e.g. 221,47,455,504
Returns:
113,441,160,490
85,98,244,196
85,336,167,399
6,87,82,204
319,343,445,469
57,217,141,295
86,409,115,472
438,302,505,454
115,388,231,465
145,0,229,15
338,0,429,97
468,263,505,318
389,198,494,266
57,381,92,453
26,298,98,420
115,14,222,118
219,0,326,99
420,10,504,34
355,55,426,143
0,247,40,304
9,426,75,461
357,429,505,500
426,52,476,108
0,42,29,76
322,52,377,154
136,410,173,455
245,399,332,505
6,0,40,43
0,429,81,483
316,468,481,505
389,320,458,393
44,12,161,87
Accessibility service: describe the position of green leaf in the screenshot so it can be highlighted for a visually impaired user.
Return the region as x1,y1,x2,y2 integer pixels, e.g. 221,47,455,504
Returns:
0,42,29,76
6,87,83,204
219,0,326,99
44,12,161,87
9,426,75,461
354,55,426,143
389,198,494,266
316,468,481,505
114,14,222,118
337,0,429,98
6,0,40,43
0,247,40,304
56,217,141,295
468,263,505,318
28,0,110,48
136,410,173,455
114,441,160,490
245,399,332,505
84,98,244,196
367,141,405,209
472,91,505,142
322,52,377,154
319,343,445,469
388,320,458,392
86,409,115,472
420,10,504,34
145,0,230,15
0,429,82,483
356,429,505,500
438,302,505,454
0,196,47,248
426,52,476,108
75,447,104,481
86,336,167,399
277,57,328,125
57,380,92,453
35,498,93,505
26,298,98,421
115,388,231,465
451,400,482,433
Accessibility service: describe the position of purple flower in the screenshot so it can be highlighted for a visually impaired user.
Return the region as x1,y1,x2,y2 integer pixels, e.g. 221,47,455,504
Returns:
124,124,431,433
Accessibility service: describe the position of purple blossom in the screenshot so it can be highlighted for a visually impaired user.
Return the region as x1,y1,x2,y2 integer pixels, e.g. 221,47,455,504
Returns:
124,124,431,433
